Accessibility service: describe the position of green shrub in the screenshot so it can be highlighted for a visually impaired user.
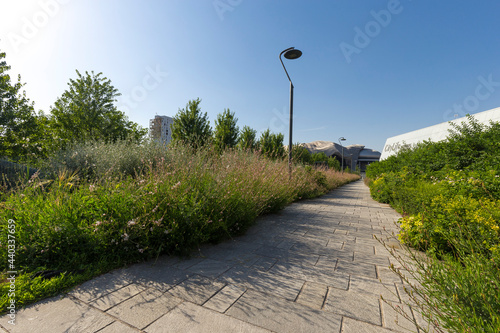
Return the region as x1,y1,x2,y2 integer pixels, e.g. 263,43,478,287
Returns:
368,116,500,331
41,139,168,180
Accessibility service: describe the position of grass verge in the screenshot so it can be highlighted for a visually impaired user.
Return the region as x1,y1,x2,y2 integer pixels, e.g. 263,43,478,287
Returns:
0,143,359,313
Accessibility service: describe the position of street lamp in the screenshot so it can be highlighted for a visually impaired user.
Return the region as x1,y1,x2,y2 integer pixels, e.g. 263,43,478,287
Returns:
339,137,346,172
279,47,302,179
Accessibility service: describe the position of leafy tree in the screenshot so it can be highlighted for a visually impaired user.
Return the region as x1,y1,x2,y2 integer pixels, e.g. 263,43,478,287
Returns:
50,70,146,146
311,152,328,163
171,98,212,148
0,50,44,162
238,125,257,150
259,129,285,159
327,156,341,170
291,144,312,165
213,108,239,150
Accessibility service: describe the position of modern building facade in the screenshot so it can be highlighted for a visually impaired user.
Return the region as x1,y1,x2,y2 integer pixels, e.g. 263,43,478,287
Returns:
302,141,381,171
380,107,500,160
149,115,174,145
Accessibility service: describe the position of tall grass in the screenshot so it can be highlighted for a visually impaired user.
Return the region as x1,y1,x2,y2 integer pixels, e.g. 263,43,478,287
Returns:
0,141,359,312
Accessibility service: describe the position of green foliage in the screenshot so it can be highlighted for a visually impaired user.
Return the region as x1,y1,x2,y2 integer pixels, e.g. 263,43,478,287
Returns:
258,129,285,159
213,108,239,150
50,70,146,146
385,233,500,333
311,152,328,163
41,139,168,180
328,157,340,170
0,142,360,313
367,116,500,331
291,144,312,165
238,125,257,150
308,152,340,171
0,50,45,163
171,98,212,148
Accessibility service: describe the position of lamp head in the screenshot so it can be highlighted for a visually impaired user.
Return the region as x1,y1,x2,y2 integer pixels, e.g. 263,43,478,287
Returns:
283,49,302,60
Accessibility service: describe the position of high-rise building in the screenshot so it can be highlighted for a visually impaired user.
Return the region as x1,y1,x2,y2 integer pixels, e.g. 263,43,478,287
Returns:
149,115,174,145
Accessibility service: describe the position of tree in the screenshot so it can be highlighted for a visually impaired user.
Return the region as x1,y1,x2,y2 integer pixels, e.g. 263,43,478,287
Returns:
0,50,44,162
213,108,239,150
171,98,212,148
258,129,285,159
291,144,312,165
50,70,146,146
238,125,257,150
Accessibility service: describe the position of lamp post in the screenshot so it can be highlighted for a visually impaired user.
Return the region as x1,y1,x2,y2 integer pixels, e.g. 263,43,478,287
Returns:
339,137,346,172
279,47,302,179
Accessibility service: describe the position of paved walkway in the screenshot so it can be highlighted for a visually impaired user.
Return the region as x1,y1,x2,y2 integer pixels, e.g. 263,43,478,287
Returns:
1,180,428,333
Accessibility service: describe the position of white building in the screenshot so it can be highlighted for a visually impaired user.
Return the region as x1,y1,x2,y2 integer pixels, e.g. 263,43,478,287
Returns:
380,107,500,160
149,115,174,145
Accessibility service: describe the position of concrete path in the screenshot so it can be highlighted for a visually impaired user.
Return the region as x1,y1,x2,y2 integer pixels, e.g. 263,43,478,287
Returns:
1,180,428,333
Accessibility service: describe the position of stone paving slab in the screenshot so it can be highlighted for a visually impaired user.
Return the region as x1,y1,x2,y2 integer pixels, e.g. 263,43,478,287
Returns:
0,180,435,333
1,296,114,333
226,289,342,333
90,283,147,311
98,321,141,333
105,288,183,330
68,273,132,303
218,266,305,301
146,301,273,333
167,274,225,305
324,287,383,326
341,317,395,333
203,283,247,313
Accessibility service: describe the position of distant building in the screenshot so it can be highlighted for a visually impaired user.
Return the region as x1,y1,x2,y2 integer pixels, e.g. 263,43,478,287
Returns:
301,141,381,171
380,107,500,160
149,115,174,145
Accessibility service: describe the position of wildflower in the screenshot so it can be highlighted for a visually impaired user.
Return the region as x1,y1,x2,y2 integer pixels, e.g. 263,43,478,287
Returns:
138,249,144,253
172,181,181,190
128,220,136,226
95,221,102,226
54,227,62,232
122,233,129,241
89,184,96,192
164,229,171,235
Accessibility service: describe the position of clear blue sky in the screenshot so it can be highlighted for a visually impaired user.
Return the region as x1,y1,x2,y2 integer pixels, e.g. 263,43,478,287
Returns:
2,0,500,152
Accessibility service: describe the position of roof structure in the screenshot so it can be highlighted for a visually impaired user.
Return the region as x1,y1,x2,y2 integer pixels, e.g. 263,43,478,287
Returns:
301,141,381,170
380,107,500,160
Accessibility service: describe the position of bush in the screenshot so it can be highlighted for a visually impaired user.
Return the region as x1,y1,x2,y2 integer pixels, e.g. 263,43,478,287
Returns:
41,139,168,180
